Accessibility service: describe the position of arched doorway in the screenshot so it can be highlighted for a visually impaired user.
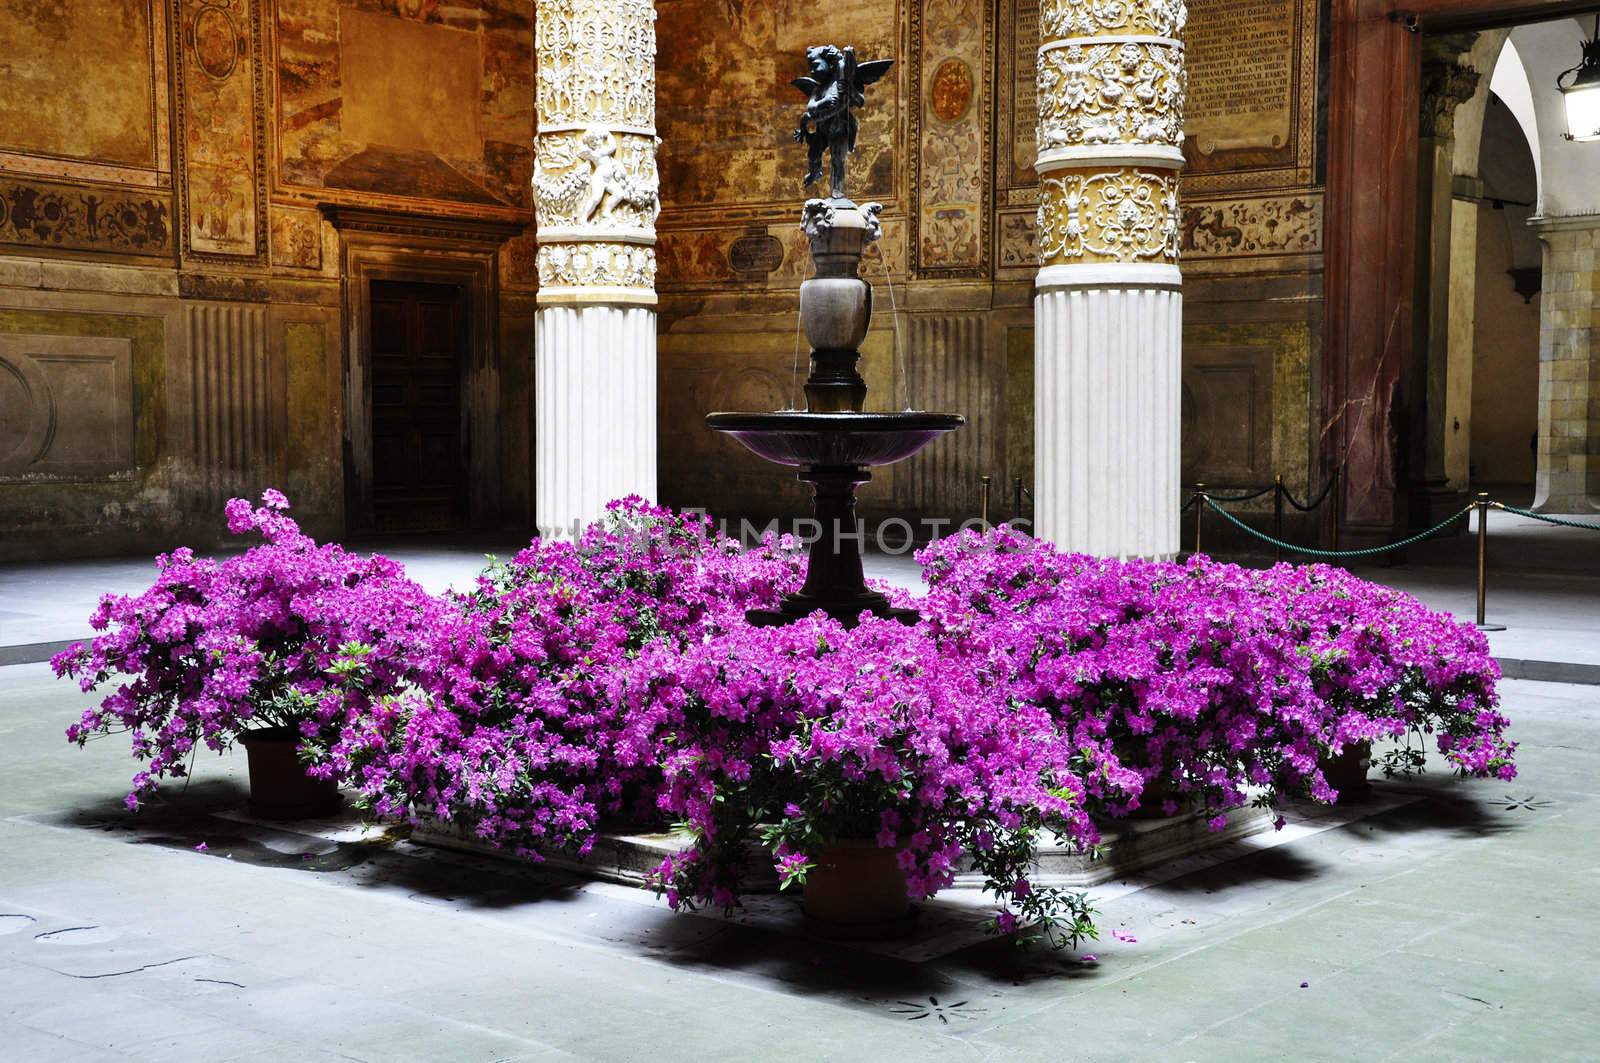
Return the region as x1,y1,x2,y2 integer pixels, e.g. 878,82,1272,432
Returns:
1467,81,1542,498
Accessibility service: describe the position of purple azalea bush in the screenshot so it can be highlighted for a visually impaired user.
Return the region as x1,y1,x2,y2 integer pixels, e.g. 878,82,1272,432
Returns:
918,525,1514,825
318,500,808,858
626,615,1100,947
58,495,1513,947
54,491,439,810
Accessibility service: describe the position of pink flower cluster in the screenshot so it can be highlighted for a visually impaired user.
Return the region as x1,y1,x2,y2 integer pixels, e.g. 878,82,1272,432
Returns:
54,491,440,810
320,498,807,859
58,495,1512,945
918,525,1515,822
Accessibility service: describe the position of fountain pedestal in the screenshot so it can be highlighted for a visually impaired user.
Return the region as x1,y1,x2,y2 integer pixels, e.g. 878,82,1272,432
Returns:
706,197,963,628
747,466,913,627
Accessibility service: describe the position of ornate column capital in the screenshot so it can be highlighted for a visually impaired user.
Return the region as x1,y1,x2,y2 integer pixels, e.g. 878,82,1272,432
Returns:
1419,60,1481,140
534,0,659,307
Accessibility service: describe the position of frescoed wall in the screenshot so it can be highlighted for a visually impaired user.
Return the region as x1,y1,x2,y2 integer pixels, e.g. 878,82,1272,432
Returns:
0,0,535,559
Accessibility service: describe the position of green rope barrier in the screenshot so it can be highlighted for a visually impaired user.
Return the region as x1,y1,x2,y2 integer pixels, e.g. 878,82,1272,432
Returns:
1200,496,1472,559
1494,504,1600,533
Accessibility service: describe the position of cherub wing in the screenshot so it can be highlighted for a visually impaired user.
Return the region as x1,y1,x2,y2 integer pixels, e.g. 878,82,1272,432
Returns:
791,77,819,96
856,59,894,86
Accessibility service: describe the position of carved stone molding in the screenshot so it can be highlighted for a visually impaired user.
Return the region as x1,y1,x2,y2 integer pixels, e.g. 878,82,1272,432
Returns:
535,0,658,306
319,204,527,248
1420,61,1482,140
1037,40,1186,153
1037,168,1182,265
1041,0,1189,39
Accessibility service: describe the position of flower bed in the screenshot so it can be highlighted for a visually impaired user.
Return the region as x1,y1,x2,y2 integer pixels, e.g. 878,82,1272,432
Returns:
58,495,1514,947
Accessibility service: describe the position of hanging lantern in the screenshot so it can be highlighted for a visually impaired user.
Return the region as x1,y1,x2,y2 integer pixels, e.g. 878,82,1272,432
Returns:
1559,15,1600,142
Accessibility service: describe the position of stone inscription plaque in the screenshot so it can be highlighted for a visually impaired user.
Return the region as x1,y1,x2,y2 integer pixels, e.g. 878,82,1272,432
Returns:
1185,0,1296,156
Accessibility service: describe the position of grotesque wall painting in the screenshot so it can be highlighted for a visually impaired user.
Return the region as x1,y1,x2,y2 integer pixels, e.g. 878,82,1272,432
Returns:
275,0,533,213
912,0,990,274
178,0,265,258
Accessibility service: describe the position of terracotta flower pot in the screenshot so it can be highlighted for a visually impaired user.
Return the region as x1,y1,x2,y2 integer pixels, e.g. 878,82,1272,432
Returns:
1320,740,1373,800
237,728,341,820
803,840,912,932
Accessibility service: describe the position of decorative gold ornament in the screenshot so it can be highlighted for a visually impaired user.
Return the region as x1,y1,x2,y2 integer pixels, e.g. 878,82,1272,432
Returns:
1037,40,1185,151
1036,168,1181,265
535,0,659,303
1035,0,1185,273
1040,0,1189,41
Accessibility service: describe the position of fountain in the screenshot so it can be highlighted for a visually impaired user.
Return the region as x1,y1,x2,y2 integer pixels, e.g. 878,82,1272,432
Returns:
706,45,965,628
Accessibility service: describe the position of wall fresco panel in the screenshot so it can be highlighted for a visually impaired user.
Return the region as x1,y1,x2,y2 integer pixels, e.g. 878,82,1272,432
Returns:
176,0,267,259
912,0,991,275
0,2,159,170
274,0,533,214
655,0,898,221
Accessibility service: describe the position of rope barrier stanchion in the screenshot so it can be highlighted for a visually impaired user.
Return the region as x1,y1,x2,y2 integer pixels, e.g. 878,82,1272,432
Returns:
1273,475,1284,564
1475,492,1505,632
1194,483,1206,555
1286,473,1337,512
1205,485,1276,502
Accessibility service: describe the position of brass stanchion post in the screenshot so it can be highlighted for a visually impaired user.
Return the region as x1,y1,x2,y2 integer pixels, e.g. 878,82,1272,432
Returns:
1475,492,1506,631
1273,474,1284,564
980,475,991,529
1193,483,1206,556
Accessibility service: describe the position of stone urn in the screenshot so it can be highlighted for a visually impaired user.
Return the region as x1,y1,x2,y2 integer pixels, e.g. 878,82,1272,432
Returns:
237,728,342,820
803,840,913,934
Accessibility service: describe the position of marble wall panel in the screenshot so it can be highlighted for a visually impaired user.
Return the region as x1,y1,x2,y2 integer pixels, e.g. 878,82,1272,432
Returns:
0,335,135,480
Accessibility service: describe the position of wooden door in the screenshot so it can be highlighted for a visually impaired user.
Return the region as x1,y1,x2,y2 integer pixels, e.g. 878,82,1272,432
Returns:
369,279,467,532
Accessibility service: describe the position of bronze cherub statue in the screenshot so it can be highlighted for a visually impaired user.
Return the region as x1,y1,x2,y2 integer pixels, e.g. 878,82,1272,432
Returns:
791,45,893,200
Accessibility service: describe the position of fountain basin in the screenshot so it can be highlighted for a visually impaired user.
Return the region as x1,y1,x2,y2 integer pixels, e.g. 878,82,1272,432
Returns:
705,411,965,468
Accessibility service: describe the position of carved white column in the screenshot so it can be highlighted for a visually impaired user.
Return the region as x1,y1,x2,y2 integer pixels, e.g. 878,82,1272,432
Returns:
533,0,660,534
1033,1,1186,558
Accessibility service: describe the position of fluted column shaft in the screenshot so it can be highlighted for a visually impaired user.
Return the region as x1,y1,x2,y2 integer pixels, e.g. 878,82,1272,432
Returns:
1033,0,1187,558
533,0,660,533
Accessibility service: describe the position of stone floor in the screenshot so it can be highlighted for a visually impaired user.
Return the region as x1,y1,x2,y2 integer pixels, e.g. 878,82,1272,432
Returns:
1,518,1597,1060
2,662,1596,1061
